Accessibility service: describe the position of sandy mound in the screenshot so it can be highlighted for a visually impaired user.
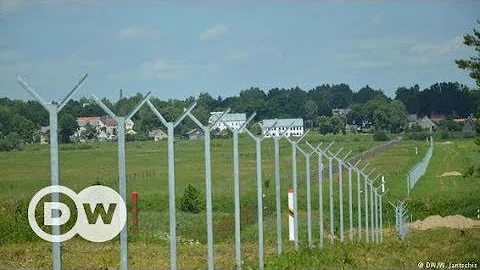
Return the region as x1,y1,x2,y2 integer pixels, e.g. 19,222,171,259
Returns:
439,171,463,177
409,215,480,230
442,141,453,144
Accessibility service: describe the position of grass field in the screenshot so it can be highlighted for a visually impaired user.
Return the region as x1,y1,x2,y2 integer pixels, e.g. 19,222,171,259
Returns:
0,133,479,269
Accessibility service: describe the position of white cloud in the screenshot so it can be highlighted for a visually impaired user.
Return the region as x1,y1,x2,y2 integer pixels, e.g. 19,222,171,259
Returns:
0,0,23,16
137,59,193,80
118,26,161,40
200,24,228,41
372,14,383,24
409,36,464,56
228,51,248,60
355,37,416,50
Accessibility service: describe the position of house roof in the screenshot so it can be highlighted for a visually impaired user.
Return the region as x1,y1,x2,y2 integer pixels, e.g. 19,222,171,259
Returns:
149,129,166,137
77,116,101,127
39,126,49,133
419,116,436,127
100,116,117,127
209,112,246,122
186,128,203,135
262,118,303,128
407,114,418,122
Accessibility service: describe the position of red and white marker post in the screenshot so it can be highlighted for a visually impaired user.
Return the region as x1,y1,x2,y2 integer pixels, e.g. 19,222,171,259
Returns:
288,188,295,241
131,191,139,233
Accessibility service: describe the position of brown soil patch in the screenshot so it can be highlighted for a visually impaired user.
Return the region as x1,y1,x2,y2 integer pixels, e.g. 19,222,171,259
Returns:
439,171,462,177
409,215,480,230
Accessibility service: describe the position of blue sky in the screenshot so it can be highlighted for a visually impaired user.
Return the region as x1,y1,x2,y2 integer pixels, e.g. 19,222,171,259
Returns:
0,1,479,102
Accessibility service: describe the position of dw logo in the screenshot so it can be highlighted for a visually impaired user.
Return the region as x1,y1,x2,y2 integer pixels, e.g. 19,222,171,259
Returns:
28,185,127,243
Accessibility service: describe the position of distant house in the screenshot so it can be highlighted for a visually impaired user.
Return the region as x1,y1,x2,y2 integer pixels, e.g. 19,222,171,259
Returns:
407,114,418,127
332,108,350,118
417,116,436,132
149,129,167,141
209,112,247,132
261,118,304,137
35,126,50,144
430,113,447,123
462,114,476,132
356,120,373,133
185,128,204,140
73,116,135,142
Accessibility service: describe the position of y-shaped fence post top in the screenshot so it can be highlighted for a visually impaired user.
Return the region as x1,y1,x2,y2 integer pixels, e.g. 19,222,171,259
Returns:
126,92,152,121
17,74,88,112
342,150,352,161
276,121,294,141
378,189,389,197
372,173,382,183
361,163,370,172
222,112,256,133
305,141,328,156
175,102,197,128
146,99,168,127
186,106,231,131
91,91,151,121
239,112,256,131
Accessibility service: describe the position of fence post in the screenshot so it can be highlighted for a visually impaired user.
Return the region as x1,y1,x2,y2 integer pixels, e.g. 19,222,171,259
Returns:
306,141,334,249
222,113,255,269
245,125,270,270
273,136,282,255
92,91,151,270
147,100,198,270
348,165,353,242
186,108,231,270
361,164,370,242
17,74,88,270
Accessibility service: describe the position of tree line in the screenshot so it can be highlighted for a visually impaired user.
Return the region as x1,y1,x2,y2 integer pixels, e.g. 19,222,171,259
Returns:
0,80,478,150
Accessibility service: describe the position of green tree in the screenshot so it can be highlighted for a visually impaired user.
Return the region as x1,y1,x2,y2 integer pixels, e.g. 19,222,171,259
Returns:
317,116,331,135
81,123,98,140
304,100,318,124
179,184,202,213
455,20,480,88
59,113,78,143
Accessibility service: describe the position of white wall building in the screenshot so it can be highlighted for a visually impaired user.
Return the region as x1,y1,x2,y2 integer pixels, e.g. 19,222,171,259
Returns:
261,118,304,137
208,112,247,132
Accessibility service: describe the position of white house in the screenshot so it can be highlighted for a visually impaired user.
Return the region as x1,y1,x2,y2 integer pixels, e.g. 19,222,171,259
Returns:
149,129,167,141
261,118,304,137
208,112,247,131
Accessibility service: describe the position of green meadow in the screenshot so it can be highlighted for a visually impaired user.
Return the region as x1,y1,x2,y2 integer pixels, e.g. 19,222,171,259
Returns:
0,133,479,268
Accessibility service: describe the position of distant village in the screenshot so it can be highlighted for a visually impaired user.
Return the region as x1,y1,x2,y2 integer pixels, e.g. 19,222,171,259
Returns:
34,108,477,144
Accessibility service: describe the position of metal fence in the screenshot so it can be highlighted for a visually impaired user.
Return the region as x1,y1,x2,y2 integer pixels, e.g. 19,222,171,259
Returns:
391,201,409,241
407,136,433,196
17,75,388,270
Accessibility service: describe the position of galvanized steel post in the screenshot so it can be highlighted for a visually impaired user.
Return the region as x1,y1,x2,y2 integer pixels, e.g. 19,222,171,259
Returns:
186,108,230,270
92,91,151,270
348,166,353,242
357,169,362,241
17,74,87,270
328,156,334,244
146,100,197,270
273,136,282,255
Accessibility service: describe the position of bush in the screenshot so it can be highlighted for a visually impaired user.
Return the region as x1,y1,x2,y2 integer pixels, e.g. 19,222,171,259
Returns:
463,131,476,139
0,132,24,152
179,184,203,213
440,130,451,139
373,130,389,141
463,165,475,178
405,131,431,141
